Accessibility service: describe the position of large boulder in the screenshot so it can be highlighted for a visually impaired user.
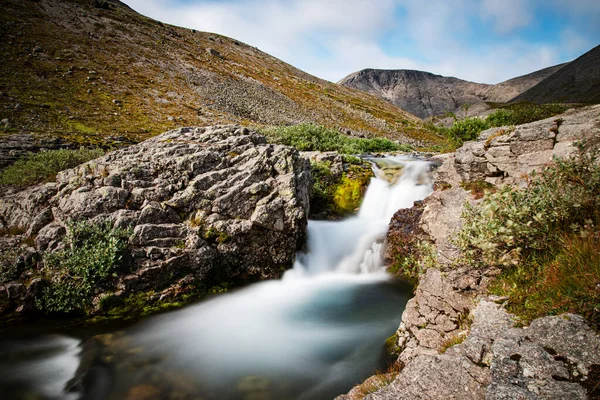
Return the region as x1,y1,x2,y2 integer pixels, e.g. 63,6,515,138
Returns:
0,125,311,314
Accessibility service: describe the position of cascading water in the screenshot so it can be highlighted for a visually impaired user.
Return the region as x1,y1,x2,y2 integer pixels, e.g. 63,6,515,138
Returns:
0,157,433,400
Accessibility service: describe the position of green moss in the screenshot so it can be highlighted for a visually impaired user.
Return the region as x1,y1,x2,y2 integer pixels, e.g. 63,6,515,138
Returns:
332,169,370,215
310,161,373,218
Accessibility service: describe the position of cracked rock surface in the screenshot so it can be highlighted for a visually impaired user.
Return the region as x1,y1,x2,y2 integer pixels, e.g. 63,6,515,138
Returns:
0,125,311,315
455,105,600,184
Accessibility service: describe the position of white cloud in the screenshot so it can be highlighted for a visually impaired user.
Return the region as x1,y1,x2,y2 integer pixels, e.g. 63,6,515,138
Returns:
480,0,533,34
121,0,590,84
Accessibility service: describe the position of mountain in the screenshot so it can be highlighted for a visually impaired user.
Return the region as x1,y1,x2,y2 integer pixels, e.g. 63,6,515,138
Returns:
511,44,600,104
0,0,441,149
338,64,565,119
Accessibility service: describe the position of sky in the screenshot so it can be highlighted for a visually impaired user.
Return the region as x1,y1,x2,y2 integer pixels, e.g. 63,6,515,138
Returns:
121,0,600,84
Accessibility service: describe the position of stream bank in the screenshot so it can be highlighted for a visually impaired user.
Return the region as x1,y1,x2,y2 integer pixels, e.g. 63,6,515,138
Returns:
338,104,600,400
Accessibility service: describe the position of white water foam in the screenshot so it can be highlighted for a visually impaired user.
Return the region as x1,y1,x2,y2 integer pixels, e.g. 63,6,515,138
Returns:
290,157,433,277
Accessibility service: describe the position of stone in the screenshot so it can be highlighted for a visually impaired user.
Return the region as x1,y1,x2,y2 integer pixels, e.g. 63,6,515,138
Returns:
0,125,311,314
366,354,489,400
454,105,600,185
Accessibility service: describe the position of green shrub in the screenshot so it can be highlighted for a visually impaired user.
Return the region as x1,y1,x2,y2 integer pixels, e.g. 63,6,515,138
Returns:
0,148,105,187
36,220,131,314
487,103,570,127
456,145,599,267
263,123,412,154
436,103,571,149
456,143,600,326
445,117,490,146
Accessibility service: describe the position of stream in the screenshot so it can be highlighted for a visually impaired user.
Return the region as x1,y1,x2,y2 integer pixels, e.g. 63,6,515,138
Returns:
0,157,432,400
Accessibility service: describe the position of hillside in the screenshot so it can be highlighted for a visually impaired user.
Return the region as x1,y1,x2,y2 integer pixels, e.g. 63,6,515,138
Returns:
338,64,565,119
511,44,600,104
0,0,442,150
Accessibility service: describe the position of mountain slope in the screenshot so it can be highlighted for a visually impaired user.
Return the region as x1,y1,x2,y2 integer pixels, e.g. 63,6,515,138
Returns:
0,0,441,148
338,64,565,119
511,44,600,104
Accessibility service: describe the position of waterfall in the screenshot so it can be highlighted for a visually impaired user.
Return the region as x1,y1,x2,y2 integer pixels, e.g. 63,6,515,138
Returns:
291,156,432,276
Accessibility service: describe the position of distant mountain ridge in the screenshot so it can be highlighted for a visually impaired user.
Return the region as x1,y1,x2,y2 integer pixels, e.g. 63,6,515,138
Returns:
512,44,600,104
338,64,566,119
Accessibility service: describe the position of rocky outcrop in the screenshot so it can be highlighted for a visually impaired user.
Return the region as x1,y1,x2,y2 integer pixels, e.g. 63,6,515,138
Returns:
0,125,311,316
366,300,599,400
455,104,600,184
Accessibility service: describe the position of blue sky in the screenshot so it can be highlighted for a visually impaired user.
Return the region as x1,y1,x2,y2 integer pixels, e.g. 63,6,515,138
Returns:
122,0,599,84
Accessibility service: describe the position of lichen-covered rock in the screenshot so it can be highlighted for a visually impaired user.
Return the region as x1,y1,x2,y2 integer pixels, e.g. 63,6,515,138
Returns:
454,105,600,184
395,269,472,364
0,125,311,316
346,299,600,400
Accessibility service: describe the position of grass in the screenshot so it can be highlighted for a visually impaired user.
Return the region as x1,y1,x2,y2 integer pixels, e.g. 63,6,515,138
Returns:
439,334,466,353
263,123,413,154
0,148,104,186
352,363,403,399
460,180,496,199
456,142,600,328
490,232,600,327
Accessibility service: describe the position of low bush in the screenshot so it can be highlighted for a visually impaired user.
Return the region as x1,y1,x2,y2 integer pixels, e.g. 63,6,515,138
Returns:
487,103,570,126
263,123,413,154
0,148,104,187
438,103,571,148
36,220,131,314
444,117,490,146
456,143,600,326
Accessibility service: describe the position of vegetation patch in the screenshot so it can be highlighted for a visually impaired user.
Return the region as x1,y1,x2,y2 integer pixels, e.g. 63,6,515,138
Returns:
36,220,131,315
434,102,573,149
439,333,466,354
456,142,600,327
0,148,104,187
309,160,373,218
386,204,438,285
351,363,403,400
263,124,413,154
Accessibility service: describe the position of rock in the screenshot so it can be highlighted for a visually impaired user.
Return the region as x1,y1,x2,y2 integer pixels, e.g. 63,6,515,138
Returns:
112,99,122,107
454,105,600,184
367,354,489,400
419,186,472,266
349,299,598,400
0,125,311,314
206,48,222,58
395,269,472,364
